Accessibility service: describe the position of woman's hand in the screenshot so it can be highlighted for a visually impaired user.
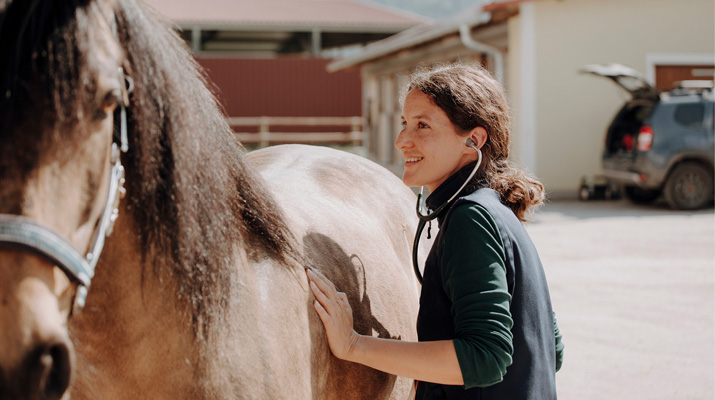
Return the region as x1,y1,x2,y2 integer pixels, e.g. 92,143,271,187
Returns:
307,268,361,360
307,269,464,385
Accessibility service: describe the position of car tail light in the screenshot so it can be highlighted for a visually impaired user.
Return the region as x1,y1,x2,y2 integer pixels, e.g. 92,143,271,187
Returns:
637,126,653,151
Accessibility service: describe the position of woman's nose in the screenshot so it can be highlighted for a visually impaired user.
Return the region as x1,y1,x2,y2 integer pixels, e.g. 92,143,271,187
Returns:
394,127,411,150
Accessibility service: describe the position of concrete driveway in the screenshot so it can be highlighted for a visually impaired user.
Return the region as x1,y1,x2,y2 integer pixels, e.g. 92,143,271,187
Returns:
525,198,714,399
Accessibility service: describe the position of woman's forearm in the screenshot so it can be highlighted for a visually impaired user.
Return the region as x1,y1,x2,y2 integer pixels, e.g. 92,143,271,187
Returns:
348,336,464,386
307,268,464,385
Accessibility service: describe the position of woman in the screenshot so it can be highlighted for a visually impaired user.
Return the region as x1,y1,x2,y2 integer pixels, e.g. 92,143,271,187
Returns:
307,63,564,399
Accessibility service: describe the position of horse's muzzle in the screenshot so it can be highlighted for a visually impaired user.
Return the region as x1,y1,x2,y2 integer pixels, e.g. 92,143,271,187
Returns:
0,336,73,400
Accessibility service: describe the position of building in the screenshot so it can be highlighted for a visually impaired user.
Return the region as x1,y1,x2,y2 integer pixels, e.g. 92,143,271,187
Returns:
142,0,427,147
329,0,715,197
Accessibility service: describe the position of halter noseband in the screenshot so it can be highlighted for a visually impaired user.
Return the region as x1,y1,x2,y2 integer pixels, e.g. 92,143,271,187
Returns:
0,67,131,313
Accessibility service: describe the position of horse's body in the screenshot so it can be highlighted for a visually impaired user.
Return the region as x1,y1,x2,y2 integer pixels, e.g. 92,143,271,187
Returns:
0,0,423,399
68,144,421,400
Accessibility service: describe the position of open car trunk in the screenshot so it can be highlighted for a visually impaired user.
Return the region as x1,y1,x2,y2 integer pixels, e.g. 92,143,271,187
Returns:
581,63,660,172
580,63,660,101
604,100,655,156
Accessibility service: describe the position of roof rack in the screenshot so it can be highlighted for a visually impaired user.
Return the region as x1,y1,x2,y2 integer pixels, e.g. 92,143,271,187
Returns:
674,80,714,89
669,80,713,96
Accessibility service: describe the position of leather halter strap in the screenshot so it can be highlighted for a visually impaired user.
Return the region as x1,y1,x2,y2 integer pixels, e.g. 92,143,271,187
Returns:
0,215,93,287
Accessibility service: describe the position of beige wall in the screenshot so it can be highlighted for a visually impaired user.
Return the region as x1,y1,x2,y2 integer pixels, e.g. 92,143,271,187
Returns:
506,5,531,177
508,0,714,198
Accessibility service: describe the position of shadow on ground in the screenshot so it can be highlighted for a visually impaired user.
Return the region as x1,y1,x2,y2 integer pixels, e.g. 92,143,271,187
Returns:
531,197,714,222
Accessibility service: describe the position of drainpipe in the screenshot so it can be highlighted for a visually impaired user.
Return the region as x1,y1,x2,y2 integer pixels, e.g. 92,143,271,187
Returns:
459,23,504,85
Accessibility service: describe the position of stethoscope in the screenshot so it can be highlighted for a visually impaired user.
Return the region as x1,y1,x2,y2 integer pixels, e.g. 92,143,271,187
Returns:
411,138,482,284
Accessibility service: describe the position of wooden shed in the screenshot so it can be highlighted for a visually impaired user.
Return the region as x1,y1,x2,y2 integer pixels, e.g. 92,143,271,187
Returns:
141,0,427,148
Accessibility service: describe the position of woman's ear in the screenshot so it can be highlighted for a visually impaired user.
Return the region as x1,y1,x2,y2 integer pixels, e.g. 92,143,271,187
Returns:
469,126,488,149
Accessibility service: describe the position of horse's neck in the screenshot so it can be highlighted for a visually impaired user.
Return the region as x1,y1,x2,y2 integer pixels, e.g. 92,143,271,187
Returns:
68,214,207,399
67,207,290,398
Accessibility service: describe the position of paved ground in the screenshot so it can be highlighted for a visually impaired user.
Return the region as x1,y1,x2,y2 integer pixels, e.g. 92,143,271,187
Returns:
525,198,714,399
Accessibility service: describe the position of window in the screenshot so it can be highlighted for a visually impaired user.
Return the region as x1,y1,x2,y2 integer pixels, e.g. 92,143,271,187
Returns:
673,103,704,129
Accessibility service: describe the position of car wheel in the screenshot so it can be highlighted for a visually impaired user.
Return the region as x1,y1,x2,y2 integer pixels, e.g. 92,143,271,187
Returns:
623,185,660,204
663,162,714,210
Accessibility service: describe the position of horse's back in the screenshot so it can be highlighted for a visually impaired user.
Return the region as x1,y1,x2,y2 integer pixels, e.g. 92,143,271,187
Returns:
247,144,420,399
247,144,415,225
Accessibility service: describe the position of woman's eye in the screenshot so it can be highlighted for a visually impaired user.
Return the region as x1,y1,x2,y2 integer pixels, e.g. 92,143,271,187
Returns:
400,121,407,128
418,122,428,129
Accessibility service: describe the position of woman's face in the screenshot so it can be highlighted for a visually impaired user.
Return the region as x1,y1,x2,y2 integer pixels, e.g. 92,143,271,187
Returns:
395,89,475,192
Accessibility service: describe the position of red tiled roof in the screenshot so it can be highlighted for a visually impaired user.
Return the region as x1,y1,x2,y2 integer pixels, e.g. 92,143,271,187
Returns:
482,0,535,12
140,0,428,31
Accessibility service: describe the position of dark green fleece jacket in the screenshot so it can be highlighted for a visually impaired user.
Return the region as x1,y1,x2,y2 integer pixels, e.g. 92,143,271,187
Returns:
416,165,564,400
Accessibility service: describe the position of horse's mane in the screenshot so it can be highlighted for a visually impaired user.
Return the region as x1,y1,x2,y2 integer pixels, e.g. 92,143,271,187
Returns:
115,0,299,340
0,0,299,341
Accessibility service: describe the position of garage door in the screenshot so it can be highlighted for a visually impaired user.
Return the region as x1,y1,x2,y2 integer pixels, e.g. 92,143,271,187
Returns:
655,65,714,90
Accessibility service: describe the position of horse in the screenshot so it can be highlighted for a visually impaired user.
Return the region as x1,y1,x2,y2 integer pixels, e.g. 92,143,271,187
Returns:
0,0,427,398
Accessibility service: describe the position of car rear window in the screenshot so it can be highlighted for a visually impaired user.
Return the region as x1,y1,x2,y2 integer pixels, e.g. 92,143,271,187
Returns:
673,103,704,129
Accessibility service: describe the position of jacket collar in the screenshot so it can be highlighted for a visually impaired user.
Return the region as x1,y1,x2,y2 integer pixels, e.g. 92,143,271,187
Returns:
425,162,486,224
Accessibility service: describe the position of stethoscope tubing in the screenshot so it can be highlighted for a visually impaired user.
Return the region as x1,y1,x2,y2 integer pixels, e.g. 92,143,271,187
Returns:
411,148,482,284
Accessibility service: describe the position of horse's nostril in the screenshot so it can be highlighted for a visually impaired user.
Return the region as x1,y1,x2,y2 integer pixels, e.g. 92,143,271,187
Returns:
41,344,71,399
24,342,72,400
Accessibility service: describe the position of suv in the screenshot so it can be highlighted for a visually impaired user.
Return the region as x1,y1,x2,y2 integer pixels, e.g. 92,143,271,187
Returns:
582,63,714,210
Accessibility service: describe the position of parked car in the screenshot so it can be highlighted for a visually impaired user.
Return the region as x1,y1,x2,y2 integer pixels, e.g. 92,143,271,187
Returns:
581,63,714,210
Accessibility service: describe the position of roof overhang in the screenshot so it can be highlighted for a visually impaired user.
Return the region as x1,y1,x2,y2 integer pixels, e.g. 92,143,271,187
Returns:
326,0,537,72
171,22,417,34
328,11,492,71
142,0,428,34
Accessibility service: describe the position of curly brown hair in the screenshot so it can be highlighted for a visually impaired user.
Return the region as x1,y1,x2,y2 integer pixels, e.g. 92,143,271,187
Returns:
406,63,544,220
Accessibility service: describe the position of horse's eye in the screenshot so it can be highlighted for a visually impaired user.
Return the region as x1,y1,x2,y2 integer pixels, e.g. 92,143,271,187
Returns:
95,90,121,120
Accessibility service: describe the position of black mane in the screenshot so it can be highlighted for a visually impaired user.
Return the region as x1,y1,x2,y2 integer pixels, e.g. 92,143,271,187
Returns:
115,0,298,341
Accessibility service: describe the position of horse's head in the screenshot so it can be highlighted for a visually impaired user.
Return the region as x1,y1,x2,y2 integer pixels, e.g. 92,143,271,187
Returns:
0,0,126,397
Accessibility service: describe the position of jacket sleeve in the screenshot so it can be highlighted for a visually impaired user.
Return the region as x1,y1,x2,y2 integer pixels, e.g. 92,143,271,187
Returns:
440,203,514,389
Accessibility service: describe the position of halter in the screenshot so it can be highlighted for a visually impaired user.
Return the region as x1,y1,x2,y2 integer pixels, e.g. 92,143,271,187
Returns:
0,67,132,313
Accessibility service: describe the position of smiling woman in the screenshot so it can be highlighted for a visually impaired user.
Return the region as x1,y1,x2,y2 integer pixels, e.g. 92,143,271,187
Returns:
397,89,487,193
308,63,565,400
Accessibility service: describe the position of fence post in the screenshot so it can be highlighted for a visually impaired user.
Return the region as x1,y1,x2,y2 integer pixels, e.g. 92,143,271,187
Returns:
350,117,361,147
259,116,269,148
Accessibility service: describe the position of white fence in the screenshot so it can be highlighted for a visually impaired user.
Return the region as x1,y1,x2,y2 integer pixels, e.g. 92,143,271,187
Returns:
227,116,365,148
